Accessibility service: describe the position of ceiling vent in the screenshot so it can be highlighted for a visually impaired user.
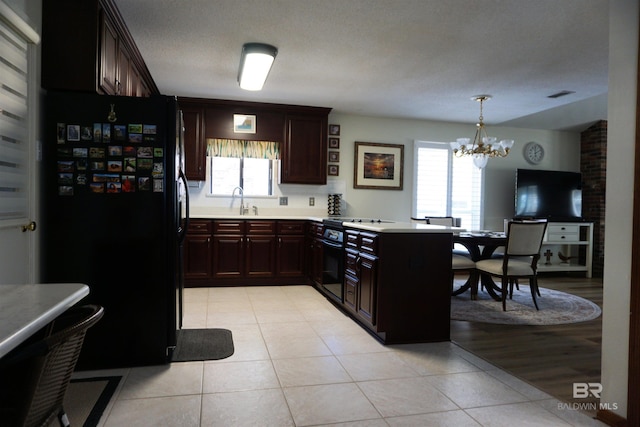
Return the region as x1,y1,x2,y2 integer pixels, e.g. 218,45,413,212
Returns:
547,90,575,99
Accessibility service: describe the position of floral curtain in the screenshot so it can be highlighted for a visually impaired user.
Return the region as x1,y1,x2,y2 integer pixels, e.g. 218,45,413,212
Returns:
206,138,280,159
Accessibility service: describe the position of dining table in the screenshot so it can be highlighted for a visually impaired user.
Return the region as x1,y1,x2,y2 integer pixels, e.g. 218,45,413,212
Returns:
452,231,507,300
0,283,89,358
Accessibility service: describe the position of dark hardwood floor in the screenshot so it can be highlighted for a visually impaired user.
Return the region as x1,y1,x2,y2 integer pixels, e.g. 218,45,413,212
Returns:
450,274,603,413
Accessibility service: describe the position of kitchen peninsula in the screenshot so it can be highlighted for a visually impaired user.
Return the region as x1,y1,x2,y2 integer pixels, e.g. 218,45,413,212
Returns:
185,216,454,344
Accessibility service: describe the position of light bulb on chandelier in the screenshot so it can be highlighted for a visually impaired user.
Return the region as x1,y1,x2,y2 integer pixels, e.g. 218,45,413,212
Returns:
449,95,514,169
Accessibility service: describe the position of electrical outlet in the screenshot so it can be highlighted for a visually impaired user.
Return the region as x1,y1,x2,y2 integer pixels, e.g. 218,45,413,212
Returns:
279,196,288,206
309,197,315,206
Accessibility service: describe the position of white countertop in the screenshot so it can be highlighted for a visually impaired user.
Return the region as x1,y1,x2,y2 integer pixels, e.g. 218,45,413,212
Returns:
0,283,89,358
342,222,463,233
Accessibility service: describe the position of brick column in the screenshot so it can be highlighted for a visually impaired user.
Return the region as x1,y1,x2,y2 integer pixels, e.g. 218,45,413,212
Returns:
581,120,607,277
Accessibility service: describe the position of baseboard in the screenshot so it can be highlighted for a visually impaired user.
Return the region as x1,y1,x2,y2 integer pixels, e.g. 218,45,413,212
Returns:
597,409,627,427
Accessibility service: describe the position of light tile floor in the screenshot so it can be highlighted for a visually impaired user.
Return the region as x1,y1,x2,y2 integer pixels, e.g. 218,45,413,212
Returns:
74,285,606,426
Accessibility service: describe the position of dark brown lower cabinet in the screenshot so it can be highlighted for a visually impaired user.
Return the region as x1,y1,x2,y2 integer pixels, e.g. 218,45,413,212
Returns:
344,231,377,327
186,219,307,286
342,227,452,344
184,234,212,280
245,234,276,278
184,220,213,281
307,222,324,286
212,220,276,280
276,221,306,278
357,252,377,325
211,233,276,279
212,234,244,279
277,235,305,277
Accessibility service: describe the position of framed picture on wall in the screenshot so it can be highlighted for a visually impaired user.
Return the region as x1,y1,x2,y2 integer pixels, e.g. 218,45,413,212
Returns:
353,141,404,190
328,164,339,176
329,151,340,162
329,124,340,136
329,137,340,148
233,114,256,134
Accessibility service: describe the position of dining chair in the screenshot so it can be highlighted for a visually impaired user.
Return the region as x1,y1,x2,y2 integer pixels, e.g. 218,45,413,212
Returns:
424,217,479,297
474,220,548,311
0,304,104,427
425,217,472,258
425,216,456,226
452,252,479,298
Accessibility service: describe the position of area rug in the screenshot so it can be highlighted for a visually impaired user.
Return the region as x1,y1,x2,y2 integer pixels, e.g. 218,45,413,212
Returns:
172,328,234,362
451,284,601,325
64,376,121,427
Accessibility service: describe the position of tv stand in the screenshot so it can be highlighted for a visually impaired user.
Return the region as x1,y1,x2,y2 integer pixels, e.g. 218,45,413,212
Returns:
538,222,593,277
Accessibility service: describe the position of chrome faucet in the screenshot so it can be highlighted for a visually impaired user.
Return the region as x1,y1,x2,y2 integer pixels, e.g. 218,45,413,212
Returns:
232,186,245,215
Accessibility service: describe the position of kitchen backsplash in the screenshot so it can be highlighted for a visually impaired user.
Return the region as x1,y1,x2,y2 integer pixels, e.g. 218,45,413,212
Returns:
187,176,349,218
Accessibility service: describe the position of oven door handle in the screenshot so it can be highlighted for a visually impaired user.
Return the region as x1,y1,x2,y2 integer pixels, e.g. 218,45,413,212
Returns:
322,240,344,250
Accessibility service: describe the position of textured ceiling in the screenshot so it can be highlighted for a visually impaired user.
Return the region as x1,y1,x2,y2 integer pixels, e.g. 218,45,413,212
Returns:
114,0,609,131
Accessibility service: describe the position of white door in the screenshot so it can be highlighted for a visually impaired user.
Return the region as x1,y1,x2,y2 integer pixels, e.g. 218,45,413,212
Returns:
0,3,40,284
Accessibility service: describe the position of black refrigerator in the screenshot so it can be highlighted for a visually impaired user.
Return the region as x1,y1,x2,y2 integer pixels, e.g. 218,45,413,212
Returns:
40,91,189,369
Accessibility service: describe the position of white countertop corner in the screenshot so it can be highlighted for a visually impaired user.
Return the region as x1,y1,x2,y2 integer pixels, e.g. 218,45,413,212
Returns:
0,283,90,358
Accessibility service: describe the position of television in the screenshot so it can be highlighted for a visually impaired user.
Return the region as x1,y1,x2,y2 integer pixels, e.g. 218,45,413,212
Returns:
514,169,583,222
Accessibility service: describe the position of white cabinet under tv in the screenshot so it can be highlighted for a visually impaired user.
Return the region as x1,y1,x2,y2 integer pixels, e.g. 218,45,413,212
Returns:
538,222,593,278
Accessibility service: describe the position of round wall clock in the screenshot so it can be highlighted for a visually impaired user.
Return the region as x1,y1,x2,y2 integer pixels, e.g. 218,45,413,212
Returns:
523,141,544,164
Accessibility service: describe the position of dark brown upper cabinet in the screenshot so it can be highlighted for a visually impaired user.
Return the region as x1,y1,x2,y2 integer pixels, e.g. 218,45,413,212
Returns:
41,0,158,97
180,103,206,181
178,97,331,185
281,113,328,185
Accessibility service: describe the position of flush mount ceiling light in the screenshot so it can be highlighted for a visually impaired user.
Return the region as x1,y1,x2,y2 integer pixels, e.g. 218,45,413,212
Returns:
237,43,278,91
449,95,514,169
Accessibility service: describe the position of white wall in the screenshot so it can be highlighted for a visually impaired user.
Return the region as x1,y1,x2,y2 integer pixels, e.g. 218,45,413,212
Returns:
600,0,638,417
189,112,580,229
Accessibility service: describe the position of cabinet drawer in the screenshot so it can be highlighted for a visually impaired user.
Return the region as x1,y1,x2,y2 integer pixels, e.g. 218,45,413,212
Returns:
345,231,359,249
547,232,580,242
311,222,324,237
359,232,378,255
213,220,245,234
277,221,305,235
247,220,276,234
548,224,580,234
188,219,212,234
345,249,358,277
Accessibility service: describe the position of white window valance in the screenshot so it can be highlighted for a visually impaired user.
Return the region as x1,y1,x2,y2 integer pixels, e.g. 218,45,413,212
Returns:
206,138,280,160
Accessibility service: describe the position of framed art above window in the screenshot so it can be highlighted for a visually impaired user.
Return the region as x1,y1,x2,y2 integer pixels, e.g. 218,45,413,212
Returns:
233,114,256,134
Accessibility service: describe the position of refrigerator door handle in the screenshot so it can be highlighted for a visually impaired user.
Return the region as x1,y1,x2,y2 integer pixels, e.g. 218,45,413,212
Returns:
178,169,190,244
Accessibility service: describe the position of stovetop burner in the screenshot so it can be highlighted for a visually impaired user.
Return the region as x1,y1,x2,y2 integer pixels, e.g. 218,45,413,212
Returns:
345,218,394,224
322,217,395,228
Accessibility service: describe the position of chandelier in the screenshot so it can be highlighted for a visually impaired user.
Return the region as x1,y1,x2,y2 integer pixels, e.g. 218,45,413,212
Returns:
449,95,514,169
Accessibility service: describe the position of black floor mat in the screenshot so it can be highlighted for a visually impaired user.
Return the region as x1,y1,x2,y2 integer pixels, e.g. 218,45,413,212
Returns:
172,328,234,362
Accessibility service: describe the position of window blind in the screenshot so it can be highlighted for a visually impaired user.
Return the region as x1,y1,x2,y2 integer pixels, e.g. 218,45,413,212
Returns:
0,2,38,221
413,141,483,230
